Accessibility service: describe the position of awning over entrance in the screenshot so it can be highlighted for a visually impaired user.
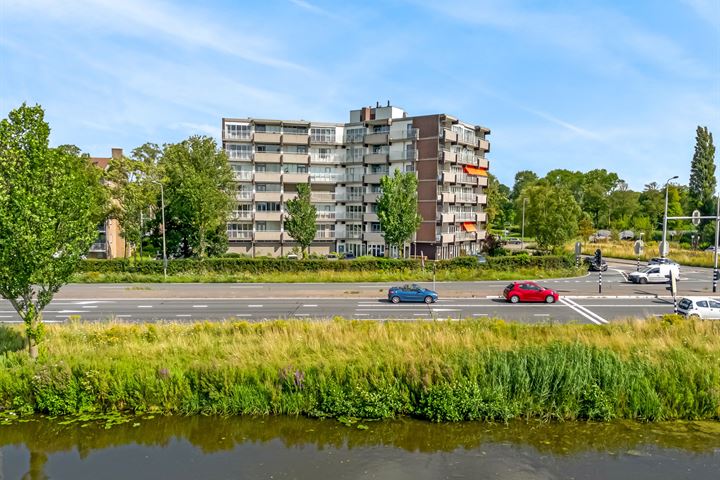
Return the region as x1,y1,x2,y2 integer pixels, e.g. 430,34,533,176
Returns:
464,165,488,176
462,222,477,232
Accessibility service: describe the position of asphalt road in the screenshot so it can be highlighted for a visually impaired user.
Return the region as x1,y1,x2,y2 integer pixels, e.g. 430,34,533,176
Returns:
0,258,713,325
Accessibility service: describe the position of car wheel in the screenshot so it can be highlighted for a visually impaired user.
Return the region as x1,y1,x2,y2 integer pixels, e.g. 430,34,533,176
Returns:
509,295,520,304
640,278,648,284
424,296,433,304
689,314,701,321
391,296,400,304
545,295,555,304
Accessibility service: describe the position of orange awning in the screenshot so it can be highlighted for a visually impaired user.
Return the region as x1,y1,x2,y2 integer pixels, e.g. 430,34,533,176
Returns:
464,165,488,176
462,222,477,232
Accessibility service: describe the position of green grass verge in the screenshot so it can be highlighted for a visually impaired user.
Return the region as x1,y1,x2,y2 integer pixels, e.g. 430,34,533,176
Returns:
1,316,718,422
71,266,582,283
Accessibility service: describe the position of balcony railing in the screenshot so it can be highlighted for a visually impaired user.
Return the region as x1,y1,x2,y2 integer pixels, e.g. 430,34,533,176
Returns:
236,192,253,200
315,231,336,240
389,150,417,161
456,173,476,184
231,211,253,220
227,231,252,240
456,193,477,203
316,212,336,220
233,171,253,181
345,133,365,143
336,194,363,202
225,131,251,140
89,242,108,252
310,154,339,163
310,192,336,202
310,173,343,183
454,212,477,221
389,128,419,141
310,134,337,144
456,231,476,241
337,211,363,220
344,232,363,239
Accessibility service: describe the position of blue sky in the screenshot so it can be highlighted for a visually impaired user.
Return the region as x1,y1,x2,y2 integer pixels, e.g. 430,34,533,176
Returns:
1,0,718,190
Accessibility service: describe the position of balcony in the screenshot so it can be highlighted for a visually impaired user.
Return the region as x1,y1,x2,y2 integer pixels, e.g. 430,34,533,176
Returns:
255,191,282,202
254,211,282,222
477,193,488,204
477,157,489,169
344,155,364,164
478,139,490,151
254,172,281,183
457,135,478,148
363,232,385,243
227,231,252,241
282,153,309,164
455,212,477,222
477,229,487,240
316,212,337,221
363,173,387,184
310,134,338,145
440,213,454,223
442,150,457,163
457,155,478,167
456,231,477,242
310,154,339,164
233,171,253,182
364,153,388,164
253,132,282,143
438,233,455,243
456,193,477,203
363,192,380,203
315,231,336,240
283,192,298,201
345,133,365,143
310,192,336,203
456,173,477,185
389,128,419,141
478,176,489,187
224,131,251,141
343,173,364,183
310,173,343,183
254,152,281,163
89,242,108,252
230,211,253,221
443,129,458,143
389,150,417,162
336,193,363,203
337,211,363,221
344,231,363,239
438,192,455,203
282,133,308,145
441,171,456,183
477,212,488,223
363,212,379,222
364,132,389,145
236,192,253,201
254,231,282,241
282,173,310,183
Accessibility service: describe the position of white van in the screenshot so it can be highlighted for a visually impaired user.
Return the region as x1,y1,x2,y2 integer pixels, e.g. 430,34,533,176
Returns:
627,264,679,284
677,297,720,320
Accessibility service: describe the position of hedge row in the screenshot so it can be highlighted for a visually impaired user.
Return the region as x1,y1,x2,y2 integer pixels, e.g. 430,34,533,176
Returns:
77,255,575,275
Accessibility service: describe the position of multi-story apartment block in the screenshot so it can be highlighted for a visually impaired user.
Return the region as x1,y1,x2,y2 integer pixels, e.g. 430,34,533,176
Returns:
222,103,490,259
88,148,128,259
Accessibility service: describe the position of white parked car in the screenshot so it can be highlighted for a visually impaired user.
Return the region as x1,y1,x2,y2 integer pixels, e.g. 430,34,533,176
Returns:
627,264,679,284
677,297,720,320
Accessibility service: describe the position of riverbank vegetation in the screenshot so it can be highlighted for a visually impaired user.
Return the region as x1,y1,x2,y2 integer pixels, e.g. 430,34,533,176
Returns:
1,317,718,422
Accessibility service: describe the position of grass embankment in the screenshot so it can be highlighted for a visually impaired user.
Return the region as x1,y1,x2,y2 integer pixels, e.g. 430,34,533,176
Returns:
579,241,716,267
1,317,718,422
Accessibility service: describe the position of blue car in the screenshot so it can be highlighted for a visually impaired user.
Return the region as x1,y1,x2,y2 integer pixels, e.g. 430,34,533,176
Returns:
388,284,438,304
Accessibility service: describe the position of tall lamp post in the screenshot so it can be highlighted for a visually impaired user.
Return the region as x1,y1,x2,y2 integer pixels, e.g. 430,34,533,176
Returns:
152,181,168,279
521,197,528,250
661,175,679,258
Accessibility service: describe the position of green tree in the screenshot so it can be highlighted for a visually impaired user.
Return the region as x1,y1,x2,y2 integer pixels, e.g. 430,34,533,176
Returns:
377,170,422,257
511,170,538,200
523,182,582,252
638,182,664,229
285,183,317,258
581,169,620,227
544,169,585,204
578,212,595,241
160,136,234,258
486,173,512,228
0,104,107,358
104,151,158,257
688,126,716,216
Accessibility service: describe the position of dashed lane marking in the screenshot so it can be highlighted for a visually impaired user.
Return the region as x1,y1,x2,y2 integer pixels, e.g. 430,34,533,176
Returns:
303,304,318,307
176,314,191,317
137,305,153,308
192,305,208,308
247,305,263,308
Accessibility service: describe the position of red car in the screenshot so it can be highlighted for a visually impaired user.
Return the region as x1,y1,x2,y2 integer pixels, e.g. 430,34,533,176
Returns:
503,281,559,304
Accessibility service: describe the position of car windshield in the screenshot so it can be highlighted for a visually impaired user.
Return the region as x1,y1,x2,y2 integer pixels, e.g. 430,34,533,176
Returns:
678,298,692,310
637,267,653,273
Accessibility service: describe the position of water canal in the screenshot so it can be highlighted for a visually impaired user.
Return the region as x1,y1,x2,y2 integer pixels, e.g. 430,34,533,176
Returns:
1,416,719,479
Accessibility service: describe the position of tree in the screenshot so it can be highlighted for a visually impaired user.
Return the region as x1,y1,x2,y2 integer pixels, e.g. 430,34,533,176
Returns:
581,169,620,227
486,173,512,228
284,183,317,258
639,182,664,228
104,150,158,257
523,181,582,252
578,212,595,241
511,170,538,200
688,126,716,216
0,104,107,358
377,170,422,257
160,136,234,258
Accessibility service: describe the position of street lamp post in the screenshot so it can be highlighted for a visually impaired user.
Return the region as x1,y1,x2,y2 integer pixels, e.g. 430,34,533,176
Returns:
661,175,679,258
521,197,527,250
152,181,168,279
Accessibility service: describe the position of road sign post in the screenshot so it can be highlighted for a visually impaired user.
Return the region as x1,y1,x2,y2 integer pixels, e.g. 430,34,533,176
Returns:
595,249,602,294
633,240,643,271
574,241,582,267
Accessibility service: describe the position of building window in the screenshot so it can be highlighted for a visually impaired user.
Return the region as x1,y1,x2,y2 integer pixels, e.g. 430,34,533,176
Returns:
226,123,251,139
370,222,382,232
310,127,336,143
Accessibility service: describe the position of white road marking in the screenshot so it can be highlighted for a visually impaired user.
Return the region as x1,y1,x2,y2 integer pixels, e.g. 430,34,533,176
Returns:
302,304,318,307
176,314,192,317
0,315,13,318
82,305,97,309
116,315,131,318
294,314,309,317
248,305,263,308
431,308,461,312
413,313,429,316
230,286,262,289
353,313,369,316
137,305,153,308
192,305,208,308
534,314,550,317
473,313,488,316
356,308,427,311
560,298,608,325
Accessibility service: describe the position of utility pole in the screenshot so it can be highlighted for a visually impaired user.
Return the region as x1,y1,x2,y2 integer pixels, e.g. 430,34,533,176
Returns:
521,197,527,250
661,175,679,258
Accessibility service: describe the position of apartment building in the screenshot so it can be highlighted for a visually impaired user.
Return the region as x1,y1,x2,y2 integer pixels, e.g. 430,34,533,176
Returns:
222,103,490,259
88,148,128,259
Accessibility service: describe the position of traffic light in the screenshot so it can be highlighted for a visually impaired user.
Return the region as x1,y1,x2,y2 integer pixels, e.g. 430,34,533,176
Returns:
714,270,719,282
594,249,602,265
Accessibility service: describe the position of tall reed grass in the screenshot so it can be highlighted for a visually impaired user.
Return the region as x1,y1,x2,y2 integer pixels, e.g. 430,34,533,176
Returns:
578,241,716,267
1,317,718,422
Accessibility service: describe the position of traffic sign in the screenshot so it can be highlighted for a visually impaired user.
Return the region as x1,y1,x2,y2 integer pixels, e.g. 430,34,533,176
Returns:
574,242,582,256
659,241,669,256
692,209,701,226
634,240,644,255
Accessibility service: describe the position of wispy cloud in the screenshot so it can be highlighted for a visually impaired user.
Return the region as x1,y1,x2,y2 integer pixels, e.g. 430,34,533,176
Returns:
681,0,720,28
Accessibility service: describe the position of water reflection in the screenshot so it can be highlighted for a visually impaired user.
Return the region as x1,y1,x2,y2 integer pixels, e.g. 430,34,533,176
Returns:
2,416,719,479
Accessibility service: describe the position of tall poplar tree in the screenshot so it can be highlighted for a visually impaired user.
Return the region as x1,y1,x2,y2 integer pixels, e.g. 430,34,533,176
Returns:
689,126,716,215
377,170,422,258
285,183,317,258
